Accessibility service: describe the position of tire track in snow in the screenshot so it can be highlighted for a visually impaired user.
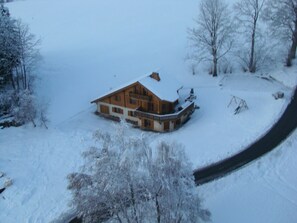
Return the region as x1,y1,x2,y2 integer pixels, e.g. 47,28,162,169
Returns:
262,175,297,208
260,142,297,207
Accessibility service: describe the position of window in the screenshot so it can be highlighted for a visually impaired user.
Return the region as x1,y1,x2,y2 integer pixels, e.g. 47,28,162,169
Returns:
162,103,168,113
126,119,138,125
144,119,151,127
148,103,154,112
164,121,169,131
112,107,123,114
100,105,109,114
129,98,137,105
143,88,147,96
134,86,140,94
128,111,135,117
114,95,121,101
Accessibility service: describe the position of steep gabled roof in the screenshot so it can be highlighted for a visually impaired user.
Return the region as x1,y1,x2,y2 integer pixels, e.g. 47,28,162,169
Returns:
138,75,181,102
91,72,182,103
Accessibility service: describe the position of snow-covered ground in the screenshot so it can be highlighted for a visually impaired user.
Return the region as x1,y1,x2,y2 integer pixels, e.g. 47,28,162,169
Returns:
200,128,297,223
0,0,297,222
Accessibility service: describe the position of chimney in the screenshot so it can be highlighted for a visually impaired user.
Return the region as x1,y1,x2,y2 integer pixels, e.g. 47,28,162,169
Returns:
150,72,161,81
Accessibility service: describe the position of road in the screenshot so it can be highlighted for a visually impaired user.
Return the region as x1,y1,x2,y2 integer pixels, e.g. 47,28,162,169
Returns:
194,87,297,185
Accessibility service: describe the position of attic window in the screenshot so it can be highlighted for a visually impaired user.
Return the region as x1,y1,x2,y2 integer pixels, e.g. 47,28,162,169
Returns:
150,72,160,81
143,88,148,95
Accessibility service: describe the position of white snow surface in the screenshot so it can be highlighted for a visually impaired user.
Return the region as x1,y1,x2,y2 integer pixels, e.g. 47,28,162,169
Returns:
138,74,181,102
92,72,181,103
200,128,297,223
0,0,297,222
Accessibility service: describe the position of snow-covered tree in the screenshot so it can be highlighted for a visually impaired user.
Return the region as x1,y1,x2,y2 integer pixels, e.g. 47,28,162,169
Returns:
263,0,297,66
0,4,19,89
68,123,210,223
188,0,234,77
0,4,44,127
234,0,266,73
14,20,41,90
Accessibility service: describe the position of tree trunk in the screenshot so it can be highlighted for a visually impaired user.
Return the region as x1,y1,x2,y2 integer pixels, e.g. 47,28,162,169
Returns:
286,19,297,66
155,194,161,223
16,68,20,91
9,69,16,90
22,64,27,89
292,41,297,59
213,57,218,77
129,185,139,223
286,37,297,67
249,23,257,73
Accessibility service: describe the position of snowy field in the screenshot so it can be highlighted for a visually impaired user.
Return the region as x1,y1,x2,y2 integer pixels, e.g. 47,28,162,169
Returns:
0,0,297,222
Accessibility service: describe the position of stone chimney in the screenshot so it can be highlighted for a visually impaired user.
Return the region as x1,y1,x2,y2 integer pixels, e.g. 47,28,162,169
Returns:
150,72,161,81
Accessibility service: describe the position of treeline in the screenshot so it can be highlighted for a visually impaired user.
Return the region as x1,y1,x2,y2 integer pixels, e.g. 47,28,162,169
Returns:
0,5,47,128
188,0,297,76
0,0,14,3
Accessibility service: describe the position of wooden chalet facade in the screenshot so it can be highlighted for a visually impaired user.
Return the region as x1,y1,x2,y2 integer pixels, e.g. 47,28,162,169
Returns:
91,72,195,132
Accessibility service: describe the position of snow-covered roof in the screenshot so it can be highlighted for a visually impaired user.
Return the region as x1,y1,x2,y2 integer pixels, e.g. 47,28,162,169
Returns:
92,73,182,103
138,74,181,102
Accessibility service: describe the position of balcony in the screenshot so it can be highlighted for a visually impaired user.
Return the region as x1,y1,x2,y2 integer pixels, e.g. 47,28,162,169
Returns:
129,92,151,101
134,101,195,122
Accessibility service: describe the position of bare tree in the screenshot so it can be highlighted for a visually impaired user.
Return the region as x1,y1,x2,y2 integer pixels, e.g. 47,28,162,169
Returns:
235,0,266,73
263,0,297,66
188,0,234,77
68,123,210,223
1,5,45,128
14,20,41,90
1,5,40,91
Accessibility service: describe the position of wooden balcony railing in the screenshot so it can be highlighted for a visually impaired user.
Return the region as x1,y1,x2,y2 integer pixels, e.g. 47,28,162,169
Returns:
134,102,195,122
129,92,151,101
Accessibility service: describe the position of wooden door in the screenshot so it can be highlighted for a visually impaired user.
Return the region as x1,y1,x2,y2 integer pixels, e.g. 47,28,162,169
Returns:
164,121,169,131
100,105,110,114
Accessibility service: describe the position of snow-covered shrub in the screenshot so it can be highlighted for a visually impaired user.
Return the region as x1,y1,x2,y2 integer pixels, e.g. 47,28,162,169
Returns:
68,123,210,223
0,90,13,116
1,89,49,128
219,58,233,74
4,177,12,188
36,101,49,128
10,90,37,126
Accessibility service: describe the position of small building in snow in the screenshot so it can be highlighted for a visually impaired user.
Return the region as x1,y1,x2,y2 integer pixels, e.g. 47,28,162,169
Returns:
91,72,196,132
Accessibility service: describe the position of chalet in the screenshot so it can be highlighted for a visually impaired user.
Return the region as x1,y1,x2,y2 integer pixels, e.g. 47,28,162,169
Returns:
91,72,196,132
